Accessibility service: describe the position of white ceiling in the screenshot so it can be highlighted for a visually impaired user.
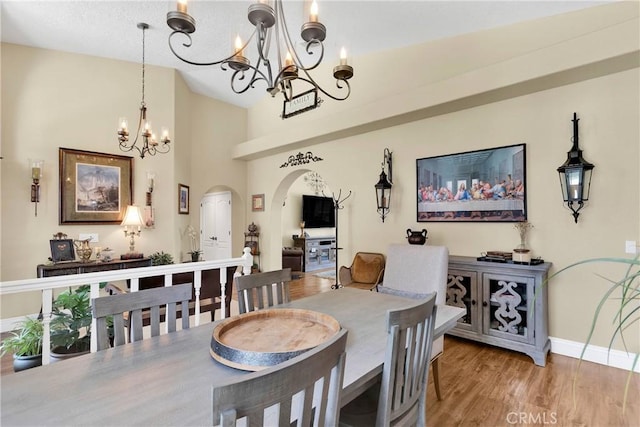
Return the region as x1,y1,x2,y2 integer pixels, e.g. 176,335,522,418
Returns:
1,0,611,108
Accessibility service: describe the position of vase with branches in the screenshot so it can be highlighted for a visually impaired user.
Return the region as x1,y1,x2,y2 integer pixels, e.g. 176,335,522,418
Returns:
513,221,534,262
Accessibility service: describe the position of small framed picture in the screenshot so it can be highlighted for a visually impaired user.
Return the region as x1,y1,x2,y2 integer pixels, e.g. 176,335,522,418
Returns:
252,194,265,212
178,184,190,215
50,239,75,262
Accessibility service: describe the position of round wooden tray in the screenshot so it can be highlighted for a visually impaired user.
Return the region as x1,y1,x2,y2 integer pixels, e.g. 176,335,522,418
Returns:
210,308,340,371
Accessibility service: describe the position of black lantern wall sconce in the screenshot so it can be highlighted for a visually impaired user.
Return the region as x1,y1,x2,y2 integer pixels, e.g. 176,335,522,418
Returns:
375,148,393,222
557,112,595,223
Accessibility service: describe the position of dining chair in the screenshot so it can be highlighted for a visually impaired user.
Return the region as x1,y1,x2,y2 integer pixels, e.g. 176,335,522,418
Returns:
92,283,192,351
338,252,385,291
212,328,348,427
340,294,438,426
236,268,292,314
376,244,449,401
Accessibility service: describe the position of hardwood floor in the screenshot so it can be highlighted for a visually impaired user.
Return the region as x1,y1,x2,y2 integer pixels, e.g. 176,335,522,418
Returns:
2,271,638,426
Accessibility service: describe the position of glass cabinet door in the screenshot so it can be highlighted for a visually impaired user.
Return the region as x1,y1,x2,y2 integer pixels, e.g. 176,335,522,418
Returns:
446,269,479,333
483,273,534,344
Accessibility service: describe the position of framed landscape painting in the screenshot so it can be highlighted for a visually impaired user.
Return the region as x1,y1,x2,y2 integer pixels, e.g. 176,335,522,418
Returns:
59,148,133,224
416,143,527,222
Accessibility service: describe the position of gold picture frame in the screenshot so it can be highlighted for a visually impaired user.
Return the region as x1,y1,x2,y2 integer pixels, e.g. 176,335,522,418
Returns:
59,148,133,224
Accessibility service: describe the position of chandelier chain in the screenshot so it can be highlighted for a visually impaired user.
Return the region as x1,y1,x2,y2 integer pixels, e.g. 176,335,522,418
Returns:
141,23,146,107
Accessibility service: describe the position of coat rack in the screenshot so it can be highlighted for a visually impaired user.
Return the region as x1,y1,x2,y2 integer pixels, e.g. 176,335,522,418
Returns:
327,189,352,289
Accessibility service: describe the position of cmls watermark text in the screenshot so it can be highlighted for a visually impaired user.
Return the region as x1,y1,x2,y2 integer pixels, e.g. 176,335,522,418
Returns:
506,412,558,425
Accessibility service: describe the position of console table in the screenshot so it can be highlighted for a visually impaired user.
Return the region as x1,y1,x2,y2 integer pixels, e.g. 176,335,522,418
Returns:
37,258,151,278
293,236,336,272
445,255,552,366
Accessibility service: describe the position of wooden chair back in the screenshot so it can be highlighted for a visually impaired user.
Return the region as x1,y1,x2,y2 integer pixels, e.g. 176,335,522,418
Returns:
92,283,192,351
377,294,437,426
236,268,292,314
212,329,348,427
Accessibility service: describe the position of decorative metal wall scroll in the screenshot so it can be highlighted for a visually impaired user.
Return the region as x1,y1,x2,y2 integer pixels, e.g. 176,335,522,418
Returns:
279,151,323,168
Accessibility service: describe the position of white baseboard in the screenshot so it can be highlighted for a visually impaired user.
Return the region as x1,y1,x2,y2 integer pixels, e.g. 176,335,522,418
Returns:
550,336,639,373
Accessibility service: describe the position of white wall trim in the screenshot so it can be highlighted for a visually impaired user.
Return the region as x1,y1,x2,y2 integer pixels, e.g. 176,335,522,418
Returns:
550,336,639,373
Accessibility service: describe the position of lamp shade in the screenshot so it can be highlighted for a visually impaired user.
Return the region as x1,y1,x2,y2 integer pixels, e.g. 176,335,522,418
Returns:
121,205,144,227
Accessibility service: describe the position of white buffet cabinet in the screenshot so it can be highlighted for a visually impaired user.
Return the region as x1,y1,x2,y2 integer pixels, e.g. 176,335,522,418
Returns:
293,236,336,272
445,255,552,366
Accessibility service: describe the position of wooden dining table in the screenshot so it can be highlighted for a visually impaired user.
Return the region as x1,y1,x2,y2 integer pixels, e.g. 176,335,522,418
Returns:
1,287,464,426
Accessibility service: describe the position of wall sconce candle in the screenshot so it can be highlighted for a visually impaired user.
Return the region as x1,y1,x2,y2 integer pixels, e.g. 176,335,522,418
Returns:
30,159,44,216
557,112,595,223
145,172,155,228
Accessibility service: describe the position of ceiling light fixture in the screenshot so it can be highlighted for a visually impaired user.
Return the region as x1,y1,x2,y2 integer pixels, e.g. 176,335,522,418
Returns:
166,0,354,117
118,23,171,159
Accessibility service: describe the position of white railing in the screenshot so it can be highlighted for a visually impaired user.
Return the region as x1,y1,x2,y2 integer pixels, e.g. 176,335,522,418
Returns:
0,248,253,364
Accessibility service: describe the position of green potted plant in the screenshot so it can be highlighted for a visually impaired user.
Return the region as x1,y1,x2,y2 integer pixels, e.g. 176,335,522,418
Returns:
188,249,202,262
0,316,44,372
50,285,92,360
149,251,174,266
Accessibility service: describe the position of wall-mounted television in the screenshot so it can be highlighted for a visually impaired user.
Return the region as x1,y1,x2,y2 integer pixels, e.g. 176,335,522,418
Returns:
302,195,335,228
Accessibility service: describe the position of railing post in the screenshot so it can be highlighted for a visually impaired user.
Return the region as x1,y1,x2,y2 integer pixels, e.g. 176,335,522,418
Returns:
242,247,253,276
89,282,101,353
194,271,202,326
42,288,52,365
220,268,227,319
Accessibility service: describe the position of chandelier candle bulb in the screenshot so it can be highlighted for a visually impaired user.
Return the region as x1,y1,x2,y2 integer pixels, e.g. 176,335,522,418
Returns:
234,35,244,56
310,1,318,22
119,118,128,133
177,0,187,14
340,47,347,66
285,52,294,67
161,127,170,143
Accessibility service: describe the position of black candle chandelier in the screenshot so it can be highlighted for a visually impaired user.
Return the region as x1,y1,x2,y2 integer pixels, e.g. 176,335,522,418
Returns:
166,0,354,111
118,23,171,159
375,148,393,223
557,112,595,223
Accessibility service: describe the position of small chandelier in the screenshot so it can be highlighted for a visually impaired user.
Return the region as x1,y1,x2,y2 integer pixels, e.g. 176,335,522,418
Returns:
166,0,354,113
375,148,393,223
118,23,171,159
557,112,595,223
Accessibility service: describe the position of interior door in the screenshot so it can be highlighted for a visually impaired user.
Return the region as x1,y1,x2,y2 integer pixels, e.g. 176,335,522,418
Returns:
200,191,232,260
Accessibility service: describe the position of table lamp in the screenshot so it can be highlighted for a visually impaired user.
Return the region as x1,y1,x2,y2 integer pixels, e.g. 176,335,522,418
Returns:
121,205,144,259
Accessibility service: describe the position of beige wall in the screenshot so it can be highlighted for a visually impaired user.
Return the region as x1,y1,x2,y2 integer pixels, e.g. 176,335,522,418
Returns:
1,2,638,353
0,44,247,317
241,2,640,352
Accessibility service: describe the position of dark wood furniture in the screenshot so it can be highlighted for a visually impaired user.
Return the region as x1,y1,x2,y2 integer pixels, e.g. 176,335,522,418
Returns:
282,247,303,272
37,258,151,278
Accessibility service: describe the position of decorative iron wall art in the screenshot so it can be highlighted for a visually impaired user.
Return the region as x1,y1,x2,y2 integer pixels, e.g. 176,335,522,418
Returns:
280,151,323,168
